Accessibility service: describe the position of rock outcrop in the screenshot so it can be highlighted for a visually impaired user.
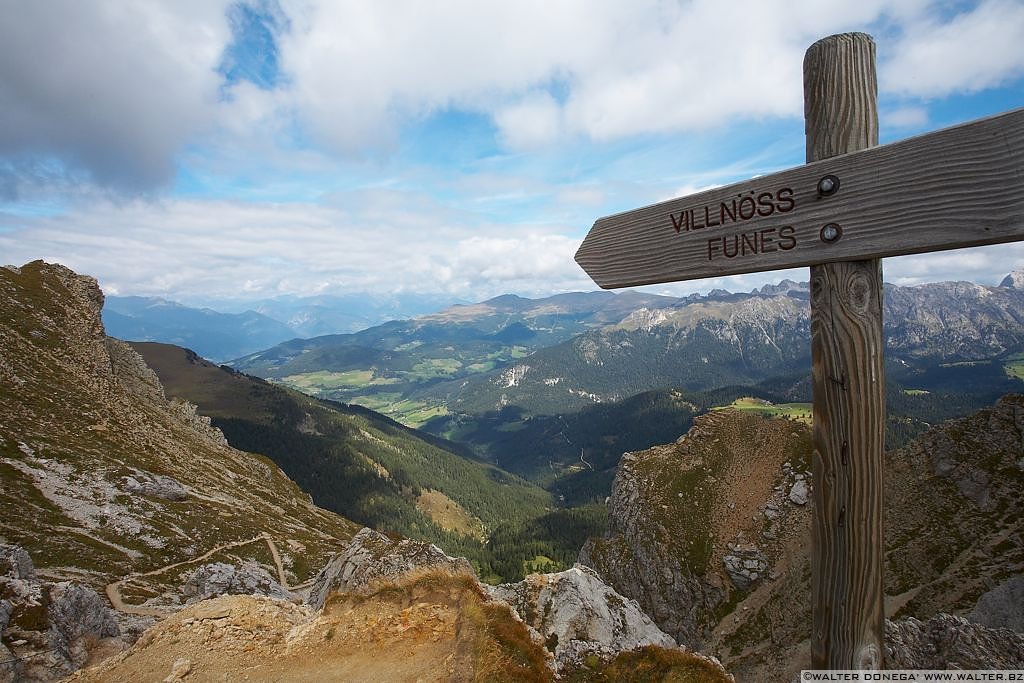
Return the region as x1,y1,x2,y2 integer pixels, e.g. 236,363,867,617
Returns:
0,545,124,682
302,528,722,676
307,527,473,610
46,582,121,668
121,469,189,501
580,410,814,649
180,562,294,605
104,337,165,405
721,544,769,590
582,396,1024,681
968,576,1024,632
886,613,1024,669
488,565,677,670
0,260,358,678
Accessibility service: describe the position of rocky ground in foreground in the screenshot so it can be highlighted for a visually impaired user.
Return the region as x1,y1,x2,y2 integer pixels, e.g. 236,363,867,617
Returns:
53,528,732,682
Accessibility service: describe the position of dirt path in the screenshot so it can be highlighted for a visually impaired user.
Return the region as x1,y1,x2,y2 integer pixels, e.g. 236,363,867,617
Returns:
106,533,298,616
261,532,289,587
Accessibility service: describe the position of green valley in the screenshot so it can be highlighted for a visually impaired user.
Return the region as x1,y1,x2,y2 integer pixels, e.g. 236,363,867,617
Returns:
133,342,598,582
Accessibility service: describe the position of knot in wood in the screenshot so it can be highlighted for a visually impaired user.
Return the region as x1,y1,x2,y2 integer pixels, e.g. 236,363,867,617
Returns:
847,270,872,314
856,642,881,670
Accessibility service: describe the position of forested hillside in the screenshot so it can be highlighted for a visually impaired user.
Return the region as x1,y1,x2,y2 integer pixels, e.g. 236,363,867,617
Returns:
134,342,606,582
225,275,1024,508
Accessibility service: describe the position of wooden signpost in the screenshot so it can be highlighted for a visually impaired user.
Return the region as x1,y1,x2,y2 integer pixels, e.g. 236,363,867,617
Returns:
574,32,1024,670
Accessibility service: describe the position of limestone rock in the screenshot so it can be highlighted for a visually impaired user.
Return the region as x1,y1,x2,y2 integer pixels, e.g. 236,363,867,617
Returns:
788,479,809,505
0,643,15,683
999,270,1024,289
167,398,229,446
0,544,36,580
46,582,121,669
885,613,1024,669
105,337,165,404
307,527,472,610
0,599,12,632
122,469,189,502
180,562,294,604
968,575,1024,632
488,565,676,671
722,545,769,590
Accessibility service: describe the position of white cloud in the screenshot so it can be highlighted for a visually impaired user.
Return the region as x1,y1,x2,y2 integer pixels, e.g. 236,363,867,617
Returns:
276,0,930,151
5,0,1022,196
3,0,1022,305
886,245,1024,286
0,195,591,300
881,0,1024,97
882,106,929,129
0,0,231,191
495,93,564,149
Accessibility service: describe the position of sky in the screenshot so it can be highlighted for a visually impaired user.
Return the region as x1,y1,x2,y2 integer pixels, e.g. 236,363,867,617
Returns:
1,0,1022,307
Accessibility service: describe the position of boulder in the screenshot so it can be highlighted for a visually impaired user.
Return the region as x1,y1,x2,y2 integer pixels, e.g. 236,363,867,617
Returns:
180,562,294,604
488,565,676,671
788,479,809,505
968,575,1024,633
307,527,472,610
122,470,188,502
722,545,768,590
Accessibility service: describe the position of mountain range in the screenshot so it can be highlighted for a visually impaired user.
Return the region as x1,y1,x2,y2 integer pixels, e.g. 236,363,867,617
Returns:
103,291,465,362
223,274,1024,506
2,259,1021,680
231,276,1024,415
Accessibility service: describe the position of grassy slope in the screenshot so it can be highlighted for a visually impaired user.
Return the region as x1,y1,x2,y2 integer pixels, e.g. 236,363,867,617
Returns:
0,262,357,593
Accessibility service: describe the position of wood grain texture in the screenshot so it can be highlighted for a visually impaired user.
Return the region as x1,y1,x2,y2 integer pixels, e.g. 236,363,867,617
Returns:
575,106,1024,288
806,33,886,671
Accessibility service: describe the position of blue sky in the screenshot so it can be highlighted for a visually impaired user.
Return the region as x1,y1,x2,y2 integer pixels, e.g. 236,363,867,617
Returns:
1,0,1022,305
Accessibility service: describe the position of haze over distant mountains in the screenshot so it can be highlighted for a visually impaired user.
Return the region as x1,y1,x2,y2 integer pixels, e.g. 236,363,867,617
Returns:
103,292,465,362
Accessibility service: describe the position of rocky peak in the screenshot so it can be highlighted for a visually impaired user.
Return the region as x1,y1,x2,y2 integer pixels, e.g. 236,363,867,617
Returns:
755,279,809,296
488,564,678,670
580,410,813,649
999,269,1024,289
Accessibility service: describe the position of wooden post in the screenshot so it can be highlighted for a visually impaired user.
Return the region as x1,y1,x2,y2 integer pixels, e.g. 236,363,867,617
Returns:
805,33,886,669
575,32,1023,667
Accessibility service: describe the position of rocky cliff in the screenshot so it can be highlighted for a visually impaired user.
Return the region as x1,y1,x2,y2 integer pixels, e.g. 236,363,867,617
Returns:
582,399,1024,680
0,261,358,679
580,409,813,654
